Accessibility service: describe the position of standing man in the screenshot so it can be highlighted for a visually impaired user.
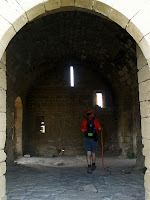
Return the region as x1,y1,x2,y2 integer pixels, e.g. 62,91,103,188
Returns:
81,110,101,174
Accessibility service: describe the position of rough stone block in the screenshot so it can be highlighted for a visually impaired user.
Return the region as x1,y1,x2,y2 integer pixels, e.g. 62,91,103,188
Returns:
0,62,6,72
1,52,6,66
0,90,6,113
0,16,16,51
145,157,150,171
0,0,28,32
143,138,150,150
0,69,6,90
0,162,6,177
17,0,45,21
127,2,150,43
0,132,6,150
140,101,150,118
137,53,147,71
141,118,150,140
93,0,115,17
138,65,150,83
139,33,150,60
0,113,6,132
0,150,6,163
75,0,94,10
44,0,61,11
145,170,150,193
0,175,6,199
136,44,142,58
0,44,5,61
147,58,150,70
145,189,150,200
139,80,150,101
61,0,74,7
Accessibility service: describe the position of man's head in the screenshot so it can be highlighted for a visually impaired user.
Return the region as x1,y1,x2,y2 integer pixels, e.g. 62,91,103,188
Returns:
87,110,94,117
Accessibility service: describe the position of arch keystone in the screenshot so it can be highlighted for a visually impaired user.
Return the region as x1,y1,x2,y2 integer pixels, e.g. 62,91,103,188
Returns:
75,0,94,10
61,0,74,7
44,0,61,11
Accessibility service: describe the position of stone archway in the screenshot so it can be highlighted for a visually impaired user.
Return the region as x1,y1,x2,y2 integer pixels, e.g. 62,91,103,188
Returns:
13,96,23,158
0,0,150,199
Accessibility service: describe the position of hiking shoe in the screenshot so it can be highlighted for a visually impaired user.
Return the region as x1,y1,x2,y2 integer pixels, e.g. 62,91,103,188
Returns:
92,164,96,170
87,167,92,174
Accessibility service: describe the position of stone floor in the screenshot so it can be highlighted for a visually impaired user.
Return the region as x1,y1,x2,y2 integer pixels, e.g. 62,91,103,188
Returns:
6,156,145,200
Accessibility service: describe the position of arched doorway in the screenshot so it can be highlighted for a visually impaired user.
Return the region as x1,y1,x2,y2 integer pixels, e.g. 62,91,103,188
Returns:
0,1,150,199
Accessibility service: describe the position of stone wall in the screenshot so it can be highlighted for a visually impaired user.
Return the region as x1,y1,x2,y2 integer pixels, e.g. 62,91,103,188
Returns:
23,66,118,156
137,44,150,198
0,52,6,200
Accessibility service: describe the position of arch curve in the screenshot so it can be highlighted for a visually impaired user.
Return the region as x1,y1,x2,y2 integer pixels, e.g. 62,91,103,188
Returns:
0,0,150,60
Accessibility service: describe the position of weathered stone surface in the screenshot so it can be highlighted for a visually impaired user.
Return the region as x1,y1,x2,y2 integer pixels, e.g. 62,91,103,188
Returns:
137,53,147,71
1,52,6,66
61,0,74,7
0,62,6,72
17,0,45,21
0,113,6,132
138,65,150,83
145,189,150,200
139,33,150,60
140,101,150,118
0,44,5,61
0,69,6,90
0,90,6,113
145,157,150,171
141,118,150,140
145,170,150,193
44,0,61,11
142,138,150,151
142,137,150,157
136,44,142,58
0,162,6,177
93,0,115,16
75,0,94,10
0,132,6,150
0,16,16,50
0,150,6,163
0,175,6,199
139,80,150,101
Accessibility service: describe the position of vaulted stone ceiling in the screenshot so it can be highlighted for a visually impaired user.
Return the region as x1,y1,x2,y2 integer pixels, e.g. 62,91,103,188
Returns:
7,10,137,92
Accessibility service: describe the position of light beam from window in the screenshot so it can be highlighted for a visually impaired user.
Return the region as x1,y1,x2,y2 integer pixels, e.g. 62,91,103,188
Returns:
70,66,74,87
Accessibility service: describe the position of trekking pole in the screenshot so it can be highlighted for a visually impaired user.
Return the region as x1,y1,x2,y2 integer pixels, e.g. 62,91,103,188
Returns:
101,129,104,169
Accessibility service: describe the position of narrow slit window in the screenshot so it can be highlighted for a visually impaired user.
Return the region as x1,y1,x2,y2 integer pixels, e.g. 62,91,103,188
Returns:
96,93,103,108
70,66,74,87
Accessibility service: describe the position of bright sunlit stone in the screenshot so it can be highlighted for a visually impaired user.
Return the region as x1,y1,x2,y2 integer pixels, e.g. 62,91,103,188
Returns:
70,66,74,87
